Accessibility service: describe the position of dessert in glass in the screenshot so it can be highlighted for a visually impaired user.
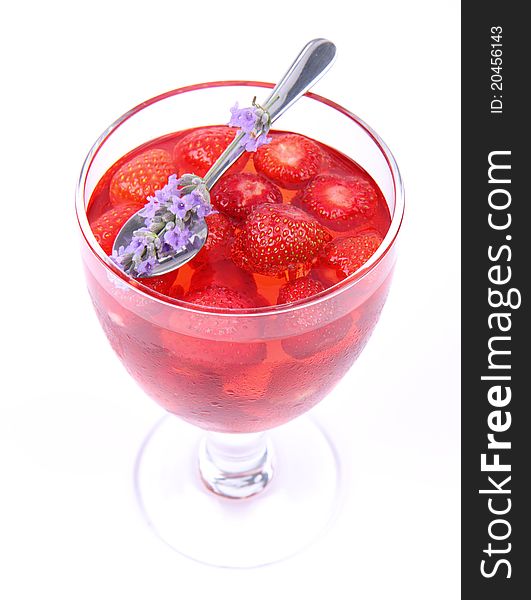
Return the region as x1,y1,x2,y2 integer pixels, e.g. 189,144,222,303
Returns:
76,81,404,567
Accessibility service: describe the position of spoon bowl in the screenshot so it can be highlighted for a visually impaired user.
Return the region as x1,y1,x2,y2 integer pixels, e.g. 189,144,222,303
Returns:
113,210,208,277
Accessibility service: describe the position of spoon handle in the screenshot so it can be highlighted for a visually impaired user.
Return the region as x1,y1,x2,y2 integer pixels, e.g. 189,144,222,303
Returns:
263,38,337,120
202,38,337,189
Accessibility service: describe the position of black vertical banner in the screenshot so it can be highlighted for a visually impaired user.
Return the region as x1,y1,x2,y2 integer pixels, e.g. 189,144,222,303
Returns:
462,2,529,598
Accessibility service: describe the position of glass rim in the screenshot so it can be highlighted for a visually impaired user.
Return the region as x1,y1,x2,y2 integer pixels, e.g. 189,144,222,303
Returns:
75,80,405,317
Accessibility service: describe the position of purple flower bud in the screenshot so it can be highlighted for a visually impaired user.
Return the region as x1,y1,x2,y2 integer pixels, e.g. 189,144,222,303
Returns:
136,256,157,276
168,197,189,219
164,225,190,252
240,131,270,152
228,103,259,133
229,101,271,153
194,203,210,219
189,189,204,206
139,197,160,219
255,132,272,148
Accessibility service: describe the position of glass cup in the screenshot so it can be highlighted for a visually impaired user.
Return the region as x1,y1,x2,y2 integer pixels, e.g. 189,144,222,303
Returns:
76,81,404,567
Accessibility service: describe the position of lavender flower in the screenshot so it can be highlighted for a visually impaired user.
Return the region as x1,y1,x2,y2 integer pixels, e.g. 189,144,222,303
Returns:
229,102,258,133
228,98,271,152
139,197,160,220
168,195,191,219
240,131,272,152
164,223,191,252
111,174,214,277
136,256,158,277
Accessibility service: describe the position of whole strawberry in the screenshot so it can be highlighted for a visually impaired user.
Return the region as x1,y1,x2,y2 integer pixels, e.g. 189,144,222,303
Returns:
231,204,331,277
184,284,254,311
90,203,139,255
109,148,174,208
277,276,325,305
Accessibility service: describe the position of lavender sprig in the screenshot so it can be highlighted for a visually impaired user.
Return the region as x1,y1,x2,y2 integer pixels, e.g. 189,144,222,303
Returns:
111,174,214,277
228,98,272,151
110,100,271,278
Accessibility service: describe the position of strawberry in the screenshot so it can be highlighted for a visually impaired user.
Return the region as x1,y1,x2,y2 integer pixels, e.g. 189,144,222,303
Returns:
322,232,383,279
190,212,235,268
294,173,379,231
184,284,255,311
276,276,352,359
211,172,283,220
90,203,138,255
137,271,181,297
160,284,266,373
109,148,174,208
173,126,248,178
231,204,331,277
253,133,322,189
91,205,183,296
91,201,183,303
277,276,325,305
281,322,353,360
267,325,362,408
190,260,258,298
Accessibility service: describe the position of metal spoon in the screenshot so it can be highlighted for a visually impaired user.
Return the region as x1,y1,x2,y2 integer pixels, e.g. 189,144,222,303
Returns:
113,38,337,278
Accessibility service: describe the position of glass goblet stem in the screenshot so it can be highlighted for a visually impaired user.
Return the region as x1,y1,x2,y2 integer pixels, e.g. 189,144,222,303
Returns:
198,431,274,499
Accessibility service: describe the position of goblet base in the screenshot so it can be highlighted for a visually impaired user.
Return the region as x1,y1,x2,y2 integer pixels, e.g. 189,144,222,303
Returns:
134,413,342,568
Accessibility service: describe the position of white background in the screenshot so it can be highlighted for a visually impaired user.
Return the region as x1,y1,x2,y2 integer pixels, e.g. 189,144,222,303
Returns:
1,1,460,598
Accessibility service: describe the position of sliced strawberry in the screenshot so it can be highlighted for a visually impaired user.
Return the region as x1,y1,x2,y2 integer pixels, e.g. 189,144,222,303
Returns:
90,203,138,255
253,133,322,189
322,232,383,279
190,212,235,268
211,172,283,220
277,276,325,305
294,173,379,230
173,126,248,177
109,148,174,208
231,204,331,277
